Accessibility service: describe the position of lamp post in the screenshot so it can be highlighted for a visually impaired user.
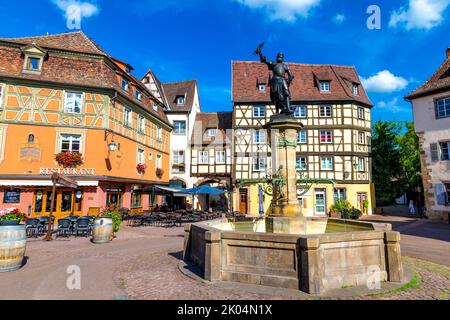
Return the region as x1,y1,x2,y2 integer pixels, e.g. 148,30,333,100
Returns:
105,130,118,153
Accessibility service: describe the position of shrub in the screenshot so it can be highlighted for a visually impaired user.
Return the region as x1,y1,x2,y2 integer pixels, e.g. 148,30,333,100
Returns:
329,200,351,214
341,207,363,220
100,205,122,233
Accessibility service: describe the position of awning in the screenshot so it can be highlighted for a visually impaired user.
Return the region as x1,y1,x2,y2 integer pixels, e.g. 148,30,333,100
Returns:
0,180,99,187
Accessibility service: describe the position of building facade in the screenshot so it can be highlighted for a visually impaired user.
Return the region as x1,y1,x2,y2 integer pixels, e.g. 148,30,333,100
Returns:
405,48,450,223
190,112,233,211
232,61,375,216
0,32,172,219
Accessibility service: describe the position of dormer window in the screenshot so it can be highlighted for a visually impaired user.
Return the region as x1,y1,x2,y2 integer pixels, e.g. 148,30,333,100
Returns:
320,81,330,92
177,96,185,105
135,89,142,100
125,66,131,74
258,84,266,93
121,78,129,91
207,128,217,137
27,57,40,70
21,44,46,74
352,84,359,95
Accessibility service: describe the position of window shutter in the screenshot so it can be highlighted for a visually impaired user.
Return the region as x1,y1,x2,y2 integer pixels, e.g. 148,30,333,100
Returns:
435,184,446,205
430,143,439,162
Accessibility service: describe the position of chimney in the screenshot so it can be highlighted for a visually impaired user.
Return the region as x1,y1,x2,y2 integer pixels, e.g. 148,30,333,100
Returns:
447,47,450,59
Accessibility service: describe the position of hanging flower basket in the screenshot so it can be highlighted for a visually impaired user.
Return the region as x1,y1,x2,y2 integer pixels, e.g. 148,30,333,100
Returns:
136,163,147,174
55,152,84,168
156,168,164,178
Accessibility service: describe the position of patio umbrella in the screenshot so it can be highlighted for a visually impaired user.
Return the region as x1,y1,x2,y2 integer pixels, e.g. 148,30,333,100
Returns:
176,186,225,212
258,185,264,216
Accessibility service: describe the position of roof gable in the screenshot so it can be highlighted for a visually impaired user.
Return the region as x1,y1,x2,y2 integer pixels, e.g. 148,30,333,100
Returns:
162,80,199,113
232,61,372,106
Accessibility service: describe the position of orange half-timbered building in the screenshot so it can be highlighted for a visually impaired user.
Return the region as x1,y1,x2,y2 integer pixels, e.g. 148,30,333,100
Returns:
0,32,172,219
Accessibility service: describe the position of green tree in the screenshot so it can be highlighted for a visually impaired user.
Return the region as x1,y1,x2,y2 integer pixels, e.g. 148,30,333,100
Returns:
372,121,404,205
397,122,423,197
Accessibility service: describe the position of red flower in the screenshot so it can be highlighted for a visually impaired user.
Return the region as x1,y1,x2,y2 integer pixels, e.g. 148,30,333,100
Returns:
136,163,147,174
55,152,84,168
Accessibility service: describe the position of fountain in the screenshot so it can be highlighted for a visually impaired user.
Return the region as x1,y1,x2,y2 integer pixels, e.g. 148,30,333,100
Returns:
183,46,403,294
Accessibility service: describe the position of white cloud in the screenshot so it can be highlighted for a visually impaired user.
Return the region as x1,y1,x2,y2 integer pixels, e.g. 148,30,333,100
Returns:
389,0,450,30
52,0,99,22
361,70,409,93
333,14,346,24
235,0,321,21
376,98,410,113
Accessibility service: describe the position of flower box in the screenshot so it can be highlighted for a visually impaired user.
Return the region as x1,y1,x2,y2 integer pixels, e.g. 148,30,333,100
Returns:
55,151,84,168
156,168,164,178
136,163,147,174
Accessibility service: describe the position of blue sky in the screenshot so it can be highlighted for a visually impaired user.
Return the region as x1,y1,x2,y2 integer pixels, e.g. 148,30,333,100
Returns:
0,0,449,122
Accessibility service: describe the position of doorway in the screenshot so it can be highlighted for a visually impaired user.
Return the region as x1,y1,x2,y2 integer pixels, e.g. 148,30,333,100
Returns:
33,189,83,220
314,189,327,216
357,192,368,213
107,192,123,207
239,189,248,214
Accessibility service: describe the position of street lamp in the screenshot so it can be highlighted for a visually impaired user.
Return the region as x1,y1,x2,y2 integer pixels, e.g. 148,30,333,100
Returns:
104,130,118,152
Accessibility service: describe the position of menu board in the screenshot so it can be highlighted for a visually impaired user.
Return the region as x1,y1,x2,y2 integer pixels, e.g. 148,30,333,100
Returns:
3,189,21,204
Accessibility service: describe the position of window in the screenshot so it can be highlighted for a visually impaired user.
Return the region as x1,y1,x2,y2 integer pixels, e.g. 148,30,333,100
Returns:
173,150,185,164
156,127,162,141
173,121,186,135
253,130,266,144
297,131,307,144
172,151,185,173
320,131,332,144
216,151,226,164
258,84,266,93
334,188,346,202
358,132,365,145
135,89,142,100
60,134,81,152
436,98,450,118
137,148,145,164
153,101,158,112
137,115,145,133
131,192,142,208
124,108,132,127
296,156,307,171
199,151,209,164
441,142,450,161
358,157,365,172
352,84,359,95
320,81,330,92
253,157,266,172
207,128,217,137
294,105,307,118
156,154,162,168
0,84,4,107
177,96,185,105
121,78,129,91
320,156,333,171
357,107,365,120
64,92,82,113
253,105,265,118
320,105,332,117
26,57,41,71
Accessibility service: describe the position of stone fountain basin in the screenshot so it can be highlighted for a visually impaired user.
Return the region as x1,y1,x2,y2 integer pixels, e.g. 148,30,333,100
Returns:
183,217,404,294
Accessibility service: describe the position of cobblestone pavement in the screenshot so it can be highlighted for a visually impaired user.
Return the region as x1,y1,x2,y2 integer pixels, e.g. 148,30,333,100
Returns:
115,245,450,300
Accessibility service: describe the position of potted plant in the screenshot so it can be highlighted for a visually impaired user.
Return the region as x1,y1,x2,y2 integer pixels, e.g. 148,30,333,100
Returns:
329,199,351,218
156,167,164,178
0,208,26,226
136,163,147,174
55,151,84,168
341,207,363,220
363,199,369,214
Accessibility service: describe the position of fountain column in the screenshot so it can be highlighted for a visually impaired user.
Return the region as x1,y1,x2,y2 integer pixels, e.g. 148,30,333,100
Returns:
265,115,305,217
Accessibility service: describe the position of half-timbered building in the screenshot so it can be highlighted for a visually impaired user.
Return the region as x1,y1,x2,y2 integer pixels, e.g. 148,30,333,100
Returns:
232,61,374,216
190,112,232,211
0,32,172,219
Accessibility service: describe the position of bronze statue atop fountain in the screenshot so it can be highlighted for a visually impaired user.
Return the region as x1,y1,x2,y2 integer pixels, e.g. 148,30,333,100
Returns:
255,43,295,116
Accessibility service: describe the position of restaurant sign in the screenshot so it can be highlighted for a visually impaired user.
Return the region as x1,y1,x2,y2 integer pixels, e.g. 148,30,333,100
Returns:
39,168,96,175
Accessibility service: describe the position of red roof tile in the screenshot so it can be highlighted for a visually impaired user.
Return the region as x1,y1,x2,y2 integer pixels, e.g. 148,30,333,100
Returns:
232,61,373,107
163,80,198,113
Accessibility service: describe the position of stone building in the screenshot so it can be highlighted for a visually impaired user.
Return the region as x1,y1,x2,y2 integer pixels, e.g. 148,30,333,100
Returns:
405,47,450,223
0,32,172,218
231,61,375,216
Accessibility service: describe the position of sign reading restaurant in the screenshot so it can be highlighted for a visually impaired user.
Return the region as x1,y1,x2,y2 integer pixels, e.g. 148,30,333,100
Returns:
39,168,96,175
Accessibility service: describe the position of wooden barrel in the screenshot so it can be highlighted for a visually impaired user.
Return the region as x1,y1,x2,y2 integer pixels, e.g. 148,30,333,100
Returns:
92,218,113,244
0,225,26,273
